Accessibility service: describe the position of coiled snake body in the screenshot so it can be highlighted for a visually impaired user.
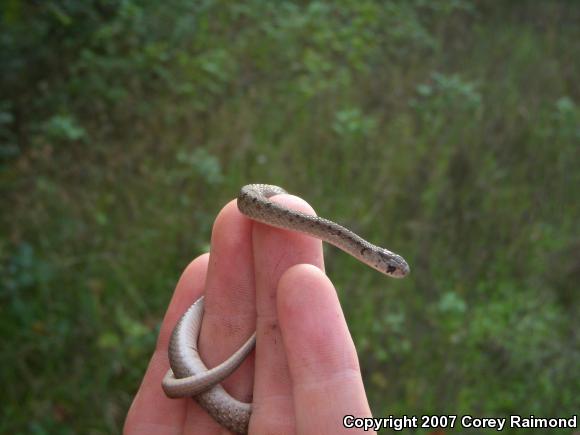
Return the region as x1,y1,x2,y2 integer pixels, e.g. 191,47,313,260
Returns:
162,184,410,433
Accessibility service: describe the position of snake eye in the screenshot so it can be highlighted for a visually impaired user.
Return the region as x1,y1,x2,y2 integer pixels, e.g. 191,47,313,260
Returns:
386,265,397,274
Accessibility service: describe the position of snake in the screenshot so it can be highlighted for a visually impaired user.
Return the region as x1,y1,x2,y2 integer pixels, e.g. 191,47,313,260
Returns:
161,184,410,434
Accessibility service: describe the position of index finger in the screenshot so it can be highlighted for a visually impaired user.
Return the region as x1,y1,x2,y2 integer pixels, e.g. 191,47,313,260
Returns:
124,253,210,435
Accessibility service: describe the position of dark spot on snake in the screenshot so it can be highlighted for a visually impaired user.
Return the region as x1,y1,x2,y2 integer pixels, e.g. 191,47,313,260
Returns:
360,247,368,256
387,265,397,274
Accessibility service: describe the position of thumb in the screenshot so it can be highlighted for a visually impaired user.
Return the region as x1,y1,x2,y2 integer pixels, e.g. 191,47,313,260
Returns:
277,264,374,434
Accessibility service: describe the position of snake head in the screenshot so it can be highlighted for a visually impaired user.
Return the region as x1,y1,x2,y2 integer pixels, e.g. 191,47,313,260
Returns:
375,248,410,278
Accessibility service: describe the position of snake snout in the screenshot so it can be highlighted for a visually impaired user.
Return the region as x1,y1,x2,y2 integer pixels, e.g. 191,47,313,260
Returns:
393,258,411,277
379,249,410,278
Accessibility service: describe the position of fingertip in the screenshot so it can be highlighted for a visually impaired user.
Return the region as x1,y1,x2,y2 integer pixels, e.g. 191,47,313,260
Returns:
177,252,210,291
277,263,330,318
210,199,251,252
271,193,318,218
277,264,360,377
158,252,210,350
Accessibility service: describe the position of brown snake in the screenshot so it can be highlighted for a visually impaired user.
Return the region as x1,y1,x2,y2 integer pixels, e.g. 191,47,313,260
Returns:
161,184,410,433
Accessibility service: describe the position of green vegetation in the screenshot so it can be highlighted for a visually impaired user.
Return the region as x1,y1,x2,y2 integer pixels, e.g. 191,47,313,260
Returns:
1,1,578,433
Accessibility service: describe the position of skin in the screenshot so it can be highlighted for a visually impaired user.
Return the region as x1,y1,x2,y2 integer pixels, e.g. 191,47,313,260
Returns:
124,194,376,435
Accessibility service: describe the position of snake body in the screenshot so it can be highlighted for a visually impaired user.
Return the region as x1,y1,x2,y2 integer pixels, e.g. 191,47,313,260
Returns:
162,184,410,433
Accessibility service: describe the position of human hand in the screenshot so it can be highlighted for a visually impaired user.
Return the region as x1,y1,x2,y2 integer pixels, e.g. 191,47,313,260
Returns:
124,194,375,434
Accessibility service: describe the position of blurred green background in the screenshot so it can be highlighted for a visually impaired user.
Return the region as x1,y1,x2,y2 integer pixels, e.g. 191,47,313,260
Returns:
1,1,579,433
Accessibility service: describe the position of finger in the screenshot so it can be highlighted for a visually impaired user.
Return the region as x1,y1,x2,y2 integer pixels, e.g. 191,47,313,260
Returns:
250,195,325,435
199,198,256,401
124,253,210,435
278,264,373,435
